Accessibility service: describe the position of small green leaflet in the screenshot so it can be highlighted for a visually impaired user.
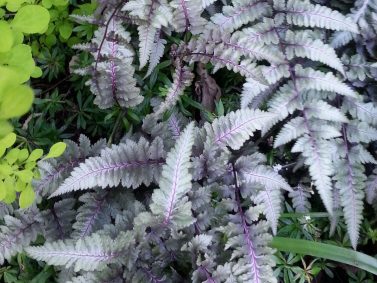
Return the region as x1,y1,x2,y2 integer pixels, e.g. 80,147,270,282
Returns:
19,186,35,208
27,149,44,162
43,142,67,159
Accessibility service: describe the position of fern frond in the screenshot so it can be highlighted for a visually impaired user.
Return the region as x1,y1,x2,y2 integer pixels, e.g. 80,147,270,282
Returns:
50,137,165,197
237,157,291,192
330,0,375,48
65,274,95,283
350,145,377,165
241,80,275,109
77,15,143,109
69,14,97,24
330,30,354,49
261,63,290,85
274,117,307,147
342,54,373,82
43,198,76,241
241,16,282,45
205,109,278,150
285,0,359,33
90,59,143,109
304,101,348,123
34,136,106,197
289,185,312,213
294,65,358,98
17,0,377,278
145,29,166,77
210,263,237,282
211,0,271,32
0,203,13,220
167,112,186,139
153,65,194,118
268,89,295,120
223,221,276,283
284,31,344,74
189,185,213,211
292,136,334,213
202,0,216,8
170,0,207,34
346,121,377,143
186,38,268,84
27,232,134,272
334,138,366,249
55,266,75,283
150,122,195,228
348,101,377,125
227,30,285,63
0,207,43,264
237,155,291,233
366,170,377,204
123,0,172,68
71,191,112,239
137,25,158,69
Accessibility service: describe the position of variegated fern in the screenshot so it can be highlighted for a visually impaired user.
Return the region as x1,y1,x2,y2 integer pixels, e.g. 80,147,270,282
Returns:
1,0,376,282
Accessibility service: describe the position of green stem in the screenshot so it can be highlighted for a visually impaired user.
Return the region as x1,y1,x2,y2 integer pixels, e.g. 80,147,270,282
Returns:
280,212,342,218
107,111,125,145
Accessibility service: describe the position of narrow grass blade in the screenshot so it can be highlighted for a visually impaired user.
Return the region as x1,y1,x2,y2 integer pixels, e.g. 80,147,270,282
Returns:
271,237,377,275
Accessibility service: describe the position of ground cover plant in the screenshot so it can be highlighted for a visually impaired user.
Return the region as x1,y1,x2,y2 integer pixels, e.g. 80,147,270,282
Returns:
0,0,377,282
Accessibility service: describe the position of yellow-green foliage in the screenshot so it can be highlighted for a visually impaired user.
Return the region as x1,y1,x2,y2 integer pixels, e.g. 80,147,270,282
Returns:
0,133,66,208
0,3,50,137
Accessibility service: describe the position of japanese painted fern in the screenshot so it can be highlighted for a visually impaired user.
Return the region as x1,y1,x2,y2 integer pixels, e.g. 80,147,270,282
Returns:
1,0,376,282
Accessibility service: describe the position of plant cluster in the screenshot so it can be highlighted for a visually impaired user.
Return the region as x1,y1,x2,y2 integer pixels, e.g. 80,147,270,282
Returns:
0,3,50,136
0,0,377,282
0,131,66,208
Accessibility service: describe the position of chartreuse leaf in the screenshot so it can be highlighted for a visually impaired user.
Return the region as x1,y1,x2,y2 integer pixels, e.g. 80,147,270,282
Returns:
0,180,6,200
0,121,13,138
27,149,44,162
16,170,34,183
43,142,67,159
4,44,35,82
5,148,20,165
19,185,35,208
0,84,34,119
25,161,37,170
53,0,69,7
271,237,377,275
0,66,23,90
18,148,29,162
0,21,13,53
0,164,13,175
6,0,26,12
42,0,53,9
15,179,26,192
12,30,24,45
0,147,5,159
31,66,43,78
3,177,16,203
11,5,50,34
0,132,16,148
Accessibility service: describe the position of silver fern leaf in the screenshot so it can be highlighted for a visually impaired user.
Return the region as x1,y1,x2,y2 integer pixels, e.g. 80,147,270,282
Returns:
50,137,165,197
150,122,195,228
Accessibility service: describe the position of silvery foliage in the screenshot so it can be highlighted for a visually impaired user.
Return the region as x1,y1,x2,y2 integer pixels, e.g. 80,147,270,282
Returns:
1,0,377,282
